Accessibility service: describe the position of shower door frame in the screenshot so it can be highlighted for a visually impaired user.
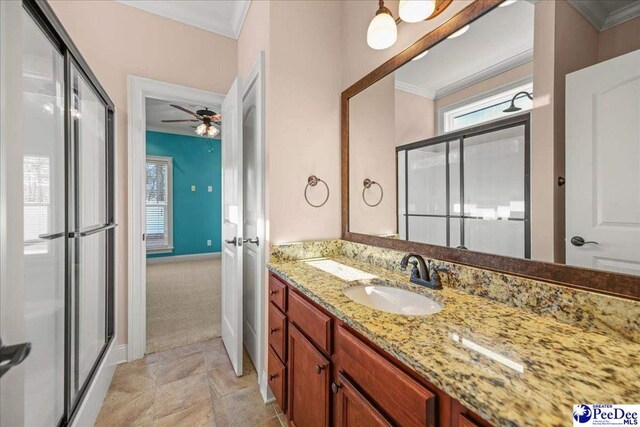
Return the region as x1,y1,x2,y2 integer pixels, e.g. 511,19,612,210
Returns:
22,1,116,426
396,112,531,259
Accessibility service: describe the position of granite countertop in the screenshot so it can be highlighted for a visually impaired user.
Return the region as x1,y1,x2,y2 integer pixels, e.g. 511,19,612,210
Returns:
267,255,640,427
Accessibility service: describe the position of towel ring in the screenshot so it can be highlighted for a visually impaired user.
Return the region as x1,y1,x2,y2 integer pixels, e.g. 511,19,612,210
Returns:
362,178,383,207
304,175,329,208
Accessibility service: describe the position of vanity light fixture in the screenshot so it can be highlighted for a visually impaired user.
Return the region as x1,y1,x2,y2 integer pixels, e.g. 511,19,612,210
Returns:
446,24,469,39
412,50,429,61
367,0,453,50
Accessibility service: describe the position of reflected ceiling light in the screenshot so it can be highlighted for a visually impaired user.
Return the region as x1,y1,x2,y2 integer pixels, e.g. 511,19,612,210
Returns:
447,24,469,39
503,91,533,113
367,0,397,50
411,50,429,61
399,0,436,23
499,0,517,7
367,0,453,50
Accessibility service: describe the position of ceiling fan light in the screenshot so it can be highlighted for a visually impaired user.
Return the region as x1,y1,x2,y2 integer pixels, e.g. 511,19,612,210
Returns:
195,123,207,136
367,7,397,50
399,0,436,23
207,126,219,137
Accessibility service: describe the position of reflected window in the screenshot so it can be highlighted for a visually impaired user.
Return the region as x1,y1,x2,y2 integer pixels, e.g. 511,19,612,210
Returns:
24,155,50,255
442,82,533,133
146,156,173,252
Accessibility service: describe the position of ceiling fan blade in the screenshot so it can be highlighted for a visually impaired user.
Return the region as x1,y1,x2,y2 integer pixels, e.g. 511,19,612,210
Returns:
170,104,200,118
161,119,200,123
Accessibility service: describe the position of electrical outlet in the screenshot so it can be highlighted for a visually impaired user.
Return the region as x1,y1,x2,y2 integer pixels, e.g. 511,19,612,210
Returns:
208,185,213,192
207,240,211,246
191,185,196,192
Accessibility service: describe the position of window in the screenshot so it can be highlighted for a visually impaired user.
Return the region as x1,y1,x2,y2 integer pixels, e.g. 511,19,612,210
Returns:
146,156,173,252
24,156,50,255
442,82,533,133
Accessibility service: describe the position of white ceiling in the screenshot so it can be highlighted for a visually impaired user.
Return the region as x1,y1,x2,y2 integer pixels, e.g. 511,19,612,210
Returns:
146,97,221,138
395,0,535,100
115,0,251,39
568,0,640,30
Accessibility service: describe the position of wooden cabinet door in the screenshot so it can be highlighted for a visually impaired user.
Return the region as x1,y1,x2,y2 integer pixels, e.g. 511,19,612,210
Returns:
288,324,330,427
334,373,392,427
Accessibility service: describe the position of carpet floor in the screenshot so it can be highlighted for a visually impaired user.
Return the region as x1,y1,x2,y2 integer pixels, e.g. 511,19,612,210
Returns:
146,259,221,354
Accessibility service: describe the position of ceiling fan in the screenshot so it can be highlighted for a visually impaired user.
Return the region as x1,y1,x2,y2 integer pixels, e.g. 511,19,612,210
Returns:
161,104,221,138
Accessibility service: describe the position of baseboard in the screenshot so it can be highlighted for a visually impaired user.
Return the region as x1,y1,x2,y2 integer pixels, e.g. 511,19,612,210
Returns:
113,343,128,365
70,340,118,427
146,252,221,264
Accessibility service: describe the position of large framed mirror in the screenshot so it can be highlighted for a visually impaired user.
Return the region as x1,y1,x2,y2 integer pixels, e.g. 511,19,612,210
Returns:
342,0,640,298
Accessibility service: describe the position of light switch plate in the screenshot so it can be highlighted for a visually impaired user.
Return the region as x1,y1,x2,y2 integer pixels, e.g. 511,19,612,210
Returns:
208,186,213,192
191,185,196,192
207,240,211,246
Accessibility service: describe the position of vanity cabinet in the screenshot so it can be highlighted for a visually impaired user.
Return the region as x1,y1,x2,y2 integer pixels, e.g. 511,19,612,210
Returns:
267,272,492,427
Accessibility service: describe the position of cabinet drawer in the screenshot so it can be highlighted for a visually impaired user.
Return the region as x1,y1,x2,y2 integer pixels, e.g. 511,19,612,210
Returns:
288,291,332,354
268,346,287,413
335,372,392,427
335,325,436,427
459,415,482,427
269,302,287,361
269,274,288,312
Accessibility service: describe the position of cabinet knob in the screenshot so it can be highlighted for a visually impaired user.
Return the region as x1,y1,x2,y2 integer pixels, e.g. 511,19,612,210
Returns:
331,382,342,394
269,289,277,296
269,373,278,381
315,364,325,374
270,327,279,334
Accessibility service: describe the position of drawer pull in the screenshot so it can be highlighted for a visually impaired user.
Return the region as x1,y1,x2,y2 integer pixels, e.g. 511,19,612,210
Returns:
270,289,278,296
269,373,278,381
315,364,325,374
270,327,279,334
331,382,342,394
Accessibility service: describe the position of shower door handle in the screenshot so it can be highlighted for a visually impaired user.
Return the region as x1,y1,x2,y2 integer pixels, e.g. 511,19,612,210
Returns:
69,222,117,238
0,337,31,379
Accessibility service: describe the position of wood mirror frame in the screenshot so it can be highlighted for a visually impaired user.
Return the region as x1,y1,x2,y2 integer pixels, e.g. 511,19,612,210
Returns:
341,0,639,300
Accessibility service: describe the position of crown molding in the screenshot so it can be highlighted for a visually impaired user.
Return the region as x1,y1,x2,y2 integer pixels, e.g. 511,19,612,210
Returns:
434,48,533,100
567,0,640,31
116,0,251,39
394,81,436,99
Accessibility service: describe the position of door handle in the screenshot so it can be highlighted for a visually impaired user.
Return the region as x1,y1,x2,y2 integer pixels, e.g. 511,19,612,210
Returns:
37,231,66,240
242,237,260,246
69,222,117,238
571,236,599,247
0,337,31,378
225,237,242,246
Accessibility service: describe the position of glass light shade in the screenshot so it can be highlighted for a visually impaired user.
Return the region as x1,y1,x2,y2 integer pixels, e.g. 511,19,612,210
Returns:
499,0,517,6
412,50,429,61
207,126,220,137
447,24,470,39
399,0,436,23
367,11,397,50
195,123,207,135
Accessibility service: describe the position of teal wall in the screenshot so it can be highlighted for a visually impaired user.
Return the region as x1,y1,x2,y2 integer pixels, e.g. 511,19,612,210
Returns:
146,130,221,258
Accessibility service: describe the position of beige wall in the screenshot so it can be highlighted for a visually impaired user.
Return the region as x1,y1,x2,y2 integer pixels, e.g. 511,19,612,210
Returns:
349,75,397,235
49,0,238,344
395,88,435,145
598,16,640,63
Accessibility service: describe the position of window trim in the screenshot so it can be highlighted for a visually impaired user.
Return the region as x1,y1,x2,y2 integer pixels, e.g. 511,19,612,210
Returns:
145,155,173,253
437,76,533,135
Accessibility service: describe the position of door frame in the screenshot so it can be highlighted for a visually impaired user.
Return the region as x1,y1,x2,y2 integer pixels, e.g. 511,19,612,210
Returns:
127,76,225,361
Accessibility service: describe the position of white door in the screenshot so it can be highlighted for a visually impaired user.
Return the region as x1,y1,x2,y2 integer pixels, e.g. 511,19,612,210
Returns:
241,55,265,373
221,77,244,376
566,50,640,275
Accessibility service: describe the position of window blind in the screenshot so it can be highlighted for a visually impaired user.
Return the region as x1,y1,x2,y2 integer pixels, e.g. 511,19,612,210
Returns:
24,155,50,255
146,157,172,251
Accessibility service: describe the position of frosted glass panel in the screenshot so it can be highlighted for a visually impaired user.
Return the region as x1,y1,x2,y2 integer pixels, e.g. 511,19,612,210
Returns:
22,10,65,426
464,218,525,258
463,126,525,220
407,144,447,215
408,217,447,246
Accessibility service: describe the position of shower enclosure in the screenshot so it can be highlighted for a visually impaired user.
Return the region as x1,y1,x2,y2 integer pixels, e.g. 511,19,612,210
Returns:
0,1,115,425
397,113,530,258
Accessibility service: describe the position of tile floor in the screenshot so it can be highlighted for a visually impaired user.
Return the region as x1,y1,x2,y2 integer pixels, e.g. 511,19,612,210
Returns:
95,339,288,426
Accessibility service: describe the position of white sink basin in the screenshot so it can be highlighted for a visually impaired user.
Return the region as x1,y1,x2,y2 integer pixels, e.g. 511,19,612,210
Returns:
343,284,443,316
